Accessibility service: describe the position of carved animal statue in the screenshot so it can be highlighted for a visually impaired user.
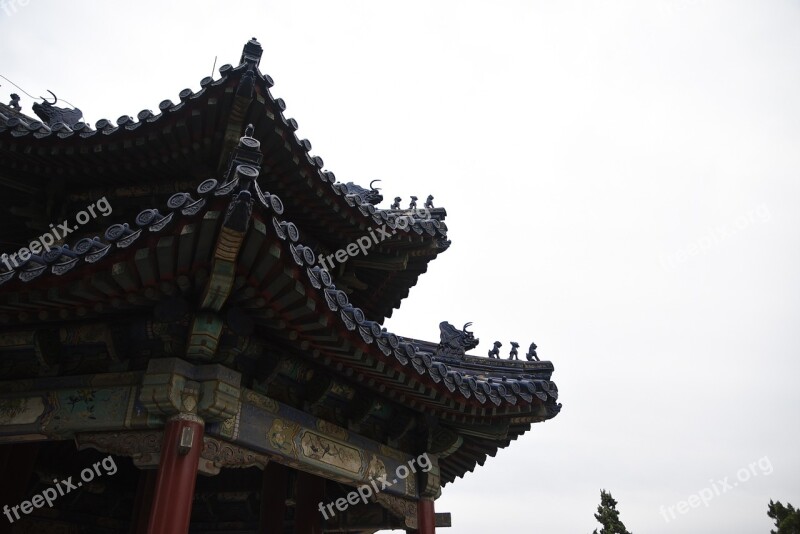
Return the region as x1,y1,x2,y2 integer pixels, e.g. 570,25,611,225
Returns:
526,342,539,361
409,196,418,210
509,341,520,360
488,341,502,359
31,91,83,127
435,321,479,359
343,179,383,205
425,195,434,209
391,197,401,210
8,94,21,111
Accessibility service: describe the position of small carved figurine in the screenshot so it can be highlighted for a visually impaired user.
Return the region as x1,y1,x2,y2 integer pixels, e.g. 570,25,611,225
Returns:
425,195,434,209
8,94,21,111
488,341,502,359
409,196,418,210
391,197,401,210
526,342,539,361
509,341,519,360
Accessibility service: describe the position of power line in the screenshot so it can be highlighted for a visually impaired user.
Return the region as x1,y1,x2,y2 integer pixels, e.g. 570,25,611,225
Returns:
0,73,80,109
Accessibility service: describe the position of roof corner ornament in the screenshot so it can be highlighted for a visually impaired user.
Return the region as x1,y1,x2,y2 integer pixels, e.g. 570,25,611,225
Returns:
488,341,502,359
343,179,383,205
409,196,418,210
509,342,520,360
222,168,256,232
526,342,540,361
8,93,21,111
425,195,434,209
435,321,479,359
31,90,83,128
222,123,262,182
240,37,263,69
214,123,273,232
391,197,401,210
238,65,256,97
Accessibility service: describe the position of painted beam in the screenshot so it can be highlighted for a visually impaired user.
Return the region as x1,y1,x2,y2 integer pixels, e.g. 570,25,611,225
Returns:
209,387,423,499
0,360,427,500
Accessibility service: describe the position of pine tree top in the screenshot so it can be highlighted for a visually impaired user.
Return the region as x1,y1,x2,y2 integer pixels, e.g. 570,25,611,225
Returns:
592,489,632,534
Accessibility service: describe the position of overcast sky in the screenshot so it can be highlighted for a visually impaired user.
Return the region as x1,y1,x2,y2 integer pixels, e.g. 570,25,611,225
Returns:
2,1,799,532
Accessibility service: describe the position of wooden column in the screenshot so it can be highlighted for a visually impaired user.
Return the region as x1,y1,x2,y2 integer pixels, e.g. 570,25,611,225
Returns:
293,470,325,534
259,461,290,533
147,415,204,534
130,469,156,534
417,498,436,534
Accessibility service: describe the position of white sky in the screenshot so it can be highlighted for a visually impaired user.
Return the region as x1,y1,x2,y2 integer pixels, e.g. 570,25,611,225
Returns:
2,1,799,532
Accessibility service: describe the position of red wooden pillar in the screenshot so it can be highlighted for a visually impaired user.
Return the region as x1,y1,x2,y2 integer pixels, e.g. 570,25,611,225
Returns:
147,415,204,534
259,461,290,532
130,469,156,534
417,498,436,534
293,470,325,534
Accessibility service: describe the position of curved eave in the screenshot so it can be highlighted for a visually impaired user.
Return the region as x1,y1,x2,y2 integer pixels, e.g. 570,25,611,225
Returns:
0,55,446,320
0,176,559,426
0,151,560,487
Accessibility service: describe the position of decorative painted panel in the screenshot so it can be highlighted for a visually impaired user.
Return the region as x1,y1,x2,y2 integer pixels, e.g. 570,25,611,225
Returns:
207,388,419,499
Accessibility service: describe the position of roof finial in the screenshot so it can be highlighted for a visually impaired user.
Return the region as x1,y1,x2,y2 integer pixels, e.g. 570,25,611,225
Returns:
240,37,263,69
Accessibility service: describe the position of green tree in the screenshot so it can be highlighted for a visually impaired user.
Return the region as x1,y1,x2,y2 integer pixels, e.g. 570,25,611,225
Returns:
768,500,800,534
592,489,632,534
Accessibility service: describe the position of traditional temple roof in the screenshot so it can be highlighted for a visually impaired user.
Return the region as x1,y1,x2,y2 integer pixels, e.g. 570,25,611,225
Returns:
0,38,447,321
0,38,560,519
0,131,559,484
